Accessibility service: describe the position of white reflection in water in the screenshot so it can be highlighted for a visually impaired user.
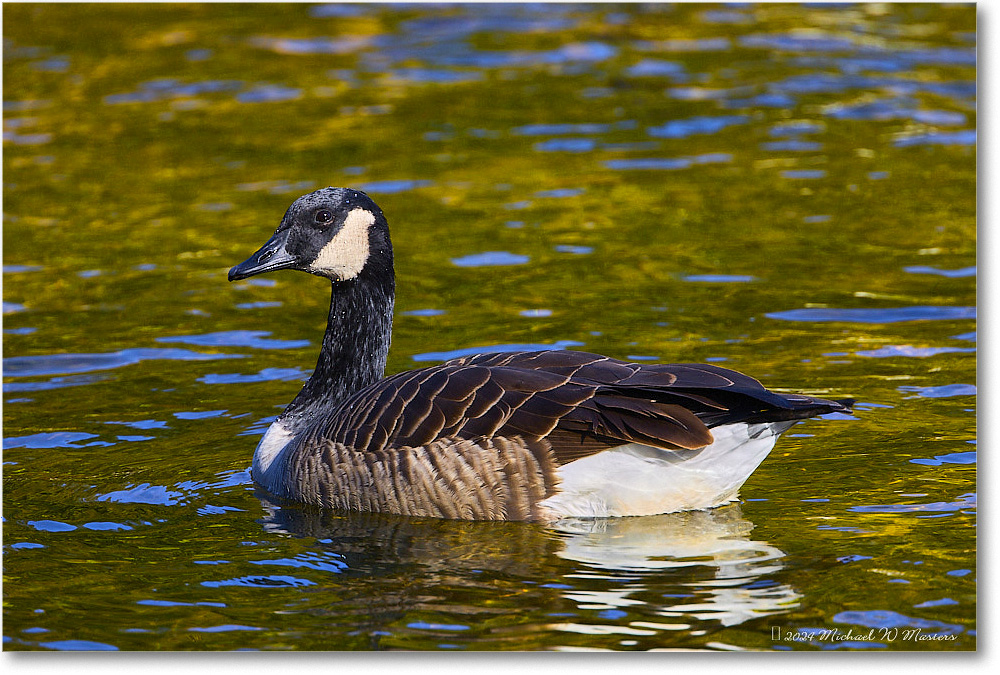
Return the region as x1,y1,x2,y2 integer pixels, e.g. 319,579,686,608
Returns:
550,506,798,628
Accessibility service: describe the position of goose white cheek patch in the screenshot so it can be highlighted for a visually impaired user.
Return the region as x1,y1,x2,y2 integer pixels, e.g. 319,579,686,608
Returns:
310,208,375,279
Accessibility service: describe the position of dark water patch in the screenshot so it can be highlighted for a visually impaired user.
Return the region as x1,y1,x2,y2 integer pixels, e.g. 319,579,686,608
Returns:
683,274,757,283
555,245,593,255
198,367,309,385
83,521,134,531
185,48,213,62
766,306,976,324
903,266,975,278
722,92,797,109
310,4,371,18
408,622,471,632
393,40,617,70
633,37,732,53
761,140,823,152
782,170,827,179
236,179,317,194
914,599,960,609
740,33,859,52
137,599,227,608
189,624,264,633
32,56,70,72
2,131,53,145
3,374,108,393
249,552,348,574
105,419,169,430
701,9,752,24
358,179,433,194
401,308,446,316
909,110,968,126
3,99,52,112
201,574,315,588
825,96,969,123
625,59,686,78
103,78,243,105
849,493,976,514
174,410,227,420
898,384,976,398
4,432,104,449
27,520,77,532
770,121,825,136
834,610,964,636
534,138,596,152
235,301,282,309
398,8,578,42
177,470,253,492
513,122,627,136
4,348,244,378
535,188,584,199
195,202,233,212
197,505,244,516
604,153,732,171
600,141,659,151
856,345,976,358
451,251,529,267
413,340,585,362
894,130,976,147
647,115,748,139
157,330,307,350
96,483,186,506
910,452,975,467
386,68,483,84
39,639,118,651
236,84,302,103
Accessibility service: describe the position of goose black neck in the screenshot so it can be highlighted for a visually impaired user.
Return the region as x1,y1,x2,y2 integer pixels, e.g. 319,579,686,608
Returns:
280,270,395,430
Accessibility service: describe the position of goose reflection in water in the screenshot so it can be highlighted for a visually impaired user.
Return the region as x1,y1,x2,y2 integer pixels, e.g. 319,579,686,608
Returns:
550,507,798,630
256,501,797,635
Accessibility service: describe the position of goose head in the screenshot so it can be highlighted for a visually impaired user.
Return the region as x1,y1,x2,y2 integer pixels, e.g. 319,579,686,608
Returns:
229,187,392,283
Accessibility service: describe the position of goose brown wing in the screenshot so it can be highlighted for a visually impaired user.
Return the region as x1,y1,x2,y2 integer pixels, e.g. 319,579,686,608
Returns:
313,350,850,465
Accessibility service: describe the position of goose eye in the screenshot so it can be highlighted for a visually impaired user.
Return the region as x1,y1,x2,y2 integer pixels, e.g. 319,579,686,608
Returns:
315,209,334,226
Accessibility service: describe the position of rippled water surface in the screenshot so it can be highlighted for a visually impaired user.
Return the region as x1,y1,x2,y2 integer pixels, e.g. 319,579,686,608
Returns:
3,3,976,651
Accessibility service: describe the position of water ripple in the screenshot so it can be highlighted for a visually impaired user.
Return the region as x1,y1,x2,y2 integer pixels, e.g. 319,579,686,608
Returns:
766,306,976,324
849,493,975,514
903,265,976,278
157,330,307,350
856,346,976,358
451,251,530,267
4,348,244,378
413,340,585,362
647,115,749,139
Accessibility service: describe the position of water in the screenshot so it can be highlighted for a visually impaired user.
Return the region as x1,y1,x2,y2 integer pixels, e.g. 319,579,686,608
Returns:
2,3,976,651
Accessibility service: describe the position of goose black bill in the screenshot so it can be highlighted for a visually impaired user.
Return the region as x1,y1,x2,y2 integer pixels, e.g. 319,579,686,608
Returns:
229,229,297,281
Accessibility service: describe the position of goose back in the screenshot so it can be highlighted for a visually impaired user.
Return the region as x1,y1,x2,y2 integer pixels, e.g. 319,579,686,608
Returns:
301,349,845,465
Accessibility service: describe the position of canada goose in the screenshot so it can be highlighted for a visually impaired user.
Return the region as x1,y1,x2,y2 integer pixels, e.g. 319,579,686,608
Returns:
229,187,853,521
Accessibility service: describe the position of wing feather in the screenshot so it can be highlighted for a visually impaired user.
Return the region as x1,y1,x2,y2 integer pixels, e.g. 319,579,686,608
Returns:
313,350,851,466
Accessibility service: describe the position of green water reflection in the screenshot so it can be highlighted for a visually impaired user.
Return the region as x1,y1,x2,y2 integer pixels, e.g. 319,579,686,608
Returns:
3,2,975,651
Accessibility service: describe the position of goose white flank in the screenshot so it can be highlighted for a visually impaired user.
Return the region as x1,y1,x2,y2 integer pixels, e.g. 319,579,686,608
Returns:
228,187,853,521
